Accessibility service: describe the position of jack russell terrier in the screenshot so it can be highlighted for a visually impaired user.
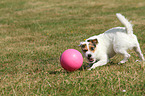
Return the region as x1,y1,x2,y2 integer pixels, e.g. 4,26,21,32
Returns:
80,13,144,70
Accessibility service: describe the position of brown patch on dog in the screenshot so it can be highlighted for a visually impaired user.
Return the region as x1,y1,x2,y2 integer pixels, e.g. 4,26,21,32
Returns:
81,44,88,53
88,39,98,45
88,39,98,53
89,42,97,53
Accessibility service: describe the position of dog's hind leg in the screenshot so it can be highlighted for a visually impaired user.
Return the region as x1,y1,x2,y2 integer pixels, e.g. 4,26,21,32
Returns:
115,50,131,64
133,45,144,61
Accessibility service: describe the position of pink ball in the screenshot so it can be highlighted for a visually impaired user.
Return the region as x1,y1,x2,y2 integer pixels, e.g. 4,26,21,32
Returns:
60,49,83,71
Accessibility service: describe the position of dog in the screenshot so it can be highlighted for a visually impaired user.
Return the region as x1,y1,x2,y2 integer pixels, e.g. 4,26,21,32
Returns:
79,13,144,70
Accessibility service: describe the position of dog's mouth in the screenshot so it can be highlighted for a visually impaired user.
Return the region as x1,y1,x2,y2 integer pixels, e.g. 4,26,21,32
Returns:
88,57,94,62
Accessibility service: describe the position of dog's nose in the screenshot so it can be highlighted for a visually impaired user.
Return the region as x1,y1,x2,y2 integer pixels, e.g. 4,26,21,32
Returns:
88,54,92,58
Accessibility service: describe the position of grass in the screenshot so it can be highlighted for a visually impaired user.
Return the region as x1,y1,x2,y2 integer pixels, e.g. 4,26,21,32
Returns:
0,0,145,95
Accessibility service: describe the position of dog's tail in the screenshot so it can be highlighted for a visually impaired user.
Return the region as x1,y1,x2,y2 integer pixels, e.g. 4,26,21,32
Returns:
116,13,133,34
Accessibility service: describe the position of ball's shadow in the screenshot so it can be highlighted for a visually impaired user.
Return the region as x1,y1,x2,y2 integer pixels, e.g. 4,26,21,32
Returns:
49,70,71,74
49,62,89,74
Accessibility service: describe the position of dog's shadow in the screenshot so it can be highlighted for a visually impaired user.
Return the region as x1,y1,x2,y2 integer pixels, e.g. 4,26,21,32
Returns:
108,61,118,65
79,61,119,71
78,62,93,71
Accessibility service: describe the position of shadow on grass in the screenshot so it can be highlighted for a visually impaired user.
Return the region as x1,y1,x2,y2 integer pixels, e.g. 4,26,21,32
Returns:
108,61,118,65
78,62,92,71
48,63,89,74
49,70,71,74
49,61,119,74
49,71,63,74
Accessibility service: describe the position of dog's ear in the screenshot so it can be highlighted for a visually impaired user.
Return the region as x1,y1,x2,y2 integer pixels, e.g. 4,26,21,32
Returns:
93,39,98,45
87,39,98,45
92,39,98,45
78,42,84,46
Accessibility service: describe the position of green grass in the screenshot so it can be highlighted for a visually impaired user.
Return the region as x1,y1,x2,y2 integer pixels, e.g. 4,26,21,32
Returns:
0,0,145,95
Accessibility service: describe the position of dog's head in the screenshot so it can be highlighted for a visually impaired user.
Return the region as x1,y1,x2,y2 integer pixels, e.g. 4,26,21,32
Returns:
79,38,98,63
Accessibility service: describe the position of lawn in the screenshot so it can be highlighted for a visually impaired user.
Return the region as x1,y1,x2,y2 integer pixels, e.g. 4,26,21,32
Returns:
0,0,145,95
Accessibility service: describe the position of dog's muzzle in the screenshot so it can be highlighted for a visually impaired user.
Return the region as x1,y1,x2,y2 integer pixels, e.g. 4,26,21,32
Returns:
87,54,94,62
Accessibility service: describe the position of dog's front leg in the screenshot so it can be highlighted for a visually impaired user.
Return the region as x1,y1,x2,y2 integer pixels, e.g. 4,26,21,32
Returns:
88,57,108,70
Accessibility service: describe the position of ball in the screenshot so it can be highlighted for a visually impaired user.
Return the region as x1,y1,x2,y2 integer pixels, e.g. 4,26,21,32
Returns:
60,49,83,71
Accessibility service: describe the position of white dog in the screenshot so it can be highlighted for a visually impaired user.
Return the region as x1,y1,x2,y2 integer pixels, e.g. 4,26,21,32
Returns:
80,13,144,70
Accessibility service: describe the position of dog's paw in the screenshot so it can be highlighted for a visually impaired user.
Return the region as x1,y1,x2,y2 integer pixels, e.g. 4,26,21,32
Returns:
118,60,127,64
87,68,92,70
135,60,145,62
87,67,94,70
87,66,96,70
135,60,140,62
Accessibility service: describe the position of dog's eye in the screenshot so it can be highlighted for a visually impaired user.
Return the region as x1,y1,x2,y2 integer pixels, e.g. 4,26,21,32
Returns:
91,47,95,50
83,49,88,52
81,45,86,48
